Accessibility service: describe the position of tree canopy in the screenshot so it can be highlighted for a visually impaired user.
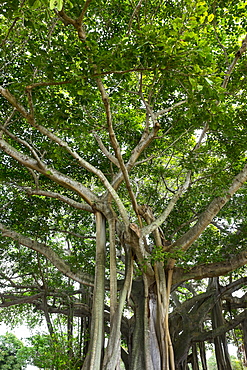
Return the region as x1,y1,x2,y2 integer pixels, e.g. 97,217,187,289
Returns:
1,0,247,369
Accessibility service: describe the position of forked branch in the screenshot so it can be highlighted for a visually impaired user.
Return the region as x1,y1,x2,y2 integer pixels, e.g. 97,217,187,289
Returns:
0,87,129,223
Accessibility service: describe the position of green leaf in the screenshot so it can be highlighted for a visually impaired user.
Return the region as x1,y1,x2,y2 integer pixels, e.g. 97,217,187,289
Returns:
49,0,56,9
208,13,215,22
57,0,63,11
205,77,214,85
49,0,63,10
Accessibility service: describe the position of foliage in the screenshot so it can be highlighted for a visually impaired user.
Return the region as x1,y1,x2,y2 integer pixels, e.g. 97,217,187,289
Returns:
28,333,82,370
0,333,31,370
207,354,244,370
1,0,247,369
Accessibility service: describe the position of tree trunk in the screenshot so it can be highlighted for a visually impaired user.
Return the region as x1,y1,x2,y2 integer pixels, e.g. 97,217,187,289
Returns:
130,281,146,369
82,212,106,370
241,312,247,366
211,278,232,370
128,268,175,370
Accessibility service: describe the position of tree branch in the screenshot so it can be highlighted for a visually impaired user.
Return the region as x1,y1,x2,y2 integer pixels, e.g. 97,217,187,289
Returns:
222,34,247,89
93,133,120,168
0,124,45,168
141,172,191,237
170,162,247,252
77,0,93,23
0,87,129,222
22,188,94,213
57,8,86,40
109,101,188,192
0,223,95,287
0,137,98,206
0,0,25,47
109,127,160,191
154,100,187,118
172,250,247,285
96,76,141,224
0,293,44,307
127,0,143,35
25,80,72,91
193,310,247,343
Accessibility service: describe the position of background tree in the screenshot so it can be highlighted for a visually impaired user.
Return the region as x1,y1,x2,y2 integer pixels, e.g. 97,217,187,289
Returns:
0,333,30,370
1,0,247,369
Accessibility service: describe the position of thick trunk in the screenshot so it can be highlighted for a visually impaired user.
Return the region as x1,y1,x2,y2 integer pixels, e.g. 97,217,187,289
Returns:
128,270,175,370
130,282,146,369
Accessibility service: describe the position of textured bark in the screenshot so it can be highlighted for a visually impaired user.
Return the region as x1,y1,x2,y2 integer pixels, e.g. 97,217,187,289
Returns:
191,344,200,370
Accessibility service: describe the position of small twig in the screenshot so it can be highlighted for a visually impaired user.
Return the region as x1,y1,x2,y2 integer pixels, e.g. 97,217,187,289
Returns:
154,100,187,118
161,175,176,194
50,229,96,240
0,0,25,46
212,21,229,66
169,216,198,239
1,17,20,47
142,171,191,237
21,188,94,213
26,88,34,118
0,201,12,212
77,0,93,23
222,34,247,89
0,109,17,139
127,0,143,35
27,168,40,189
25,80,72,91
0,124,44,168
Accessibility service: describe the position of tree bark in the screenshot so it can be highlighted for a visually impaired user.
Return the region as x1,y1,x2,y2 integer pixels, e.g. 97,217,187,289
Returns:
210,278,232,370
82,212,106,370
